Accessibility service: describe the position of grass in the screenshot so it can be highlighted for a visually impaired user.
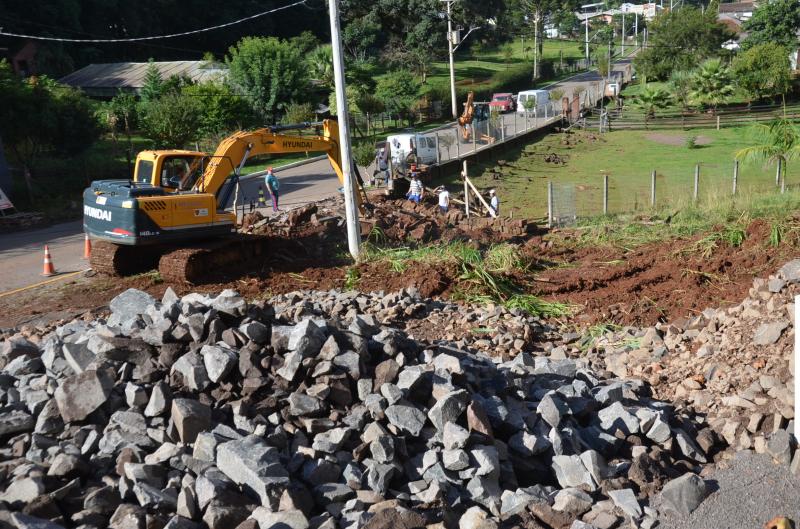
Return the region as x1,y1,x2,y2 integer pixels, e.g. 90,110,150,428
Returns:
436,126,800,220
361,240,572,318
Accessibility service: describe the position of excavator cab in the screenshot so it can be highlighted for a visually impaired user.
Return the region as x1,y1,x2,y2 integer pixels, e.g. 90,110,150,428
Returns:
133,151,207,192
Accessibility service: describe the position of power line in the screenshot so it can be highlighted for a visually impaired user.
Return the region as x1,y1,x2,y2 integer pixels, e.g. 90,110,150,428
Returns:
0,0,307,43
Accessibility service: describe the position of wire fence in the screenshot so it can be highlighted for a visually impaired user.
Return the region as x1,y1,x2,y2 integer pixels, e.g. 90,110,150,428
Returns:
546,160,797,226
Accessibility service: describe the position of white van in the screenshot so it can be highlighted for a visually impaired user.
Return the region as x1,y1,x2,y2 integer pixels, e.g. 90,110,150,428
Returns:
386,133,438,167
516,90,551,115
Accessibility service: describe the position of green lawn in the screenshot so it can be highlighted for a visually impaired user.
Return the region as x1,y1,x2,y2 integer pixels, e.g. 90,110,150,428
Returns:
439,125,793,219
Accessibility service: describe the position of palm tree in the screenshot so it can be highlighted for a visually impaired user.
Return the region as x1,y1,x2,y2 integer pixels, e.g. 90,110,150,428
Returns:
689,58,734,114
736,118,800,192
308,45,334,91
632,83,672,129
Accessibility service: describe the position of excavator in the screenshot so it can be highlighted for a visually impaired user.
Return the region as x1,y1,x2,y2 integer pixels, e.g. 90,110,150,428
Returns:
83,119,367,283
457,91,493,144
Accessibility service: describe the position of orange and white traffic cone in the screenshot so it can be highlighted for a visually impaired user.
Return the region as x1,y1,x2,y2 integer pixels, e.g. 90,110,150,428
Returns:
83,234,91,260
42,245,56,276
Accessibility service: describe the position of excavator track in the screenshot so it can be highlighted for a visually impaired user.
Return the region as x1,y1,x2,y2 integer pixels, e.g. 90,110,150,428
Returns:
158,235,271,285
90,242,163,277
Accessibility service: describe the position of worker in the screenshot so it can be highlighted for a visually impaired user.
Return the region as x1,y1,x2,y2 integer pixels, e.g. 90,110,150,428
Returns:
258,186,266,207
265,167,280,212
437,186,450,215
407,173,423,204
489,189,499,216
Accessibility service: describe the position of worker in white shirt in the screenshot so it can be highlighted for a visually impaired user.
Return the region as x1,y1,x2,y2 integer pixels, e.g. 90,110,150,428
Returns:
407,173,423,204
437,186,450,214
489,189,499,216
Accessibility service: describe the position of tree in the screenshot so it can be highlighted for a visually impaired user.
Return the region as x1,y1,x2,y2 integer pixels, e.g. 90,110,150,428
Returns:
106,91,139,175
632,84,672,128
181,82,255,137
501,44,514,68
375,70,421,125
689,58,734,113
308,45,335,91
281,102,316,124
731,43,792,104
139,93,202,148
736,119,800,190
741,0,800,51
634,6,733,80
226,37,309,123
140,61,164,103
0,63,100,199
669,70,693,113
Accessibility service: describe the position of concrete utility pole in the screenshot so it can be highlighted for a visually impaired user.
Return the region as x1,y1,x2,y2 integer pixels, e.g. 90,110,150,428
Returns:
621,12,625,55
328,0,360,259
585,15,590,61
634,12,638,47
443,0,458,120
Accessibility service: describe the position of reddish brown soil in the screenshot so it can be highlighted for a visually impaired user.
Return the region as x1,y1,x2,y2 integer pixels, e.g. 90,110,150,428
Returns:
529,219,797,325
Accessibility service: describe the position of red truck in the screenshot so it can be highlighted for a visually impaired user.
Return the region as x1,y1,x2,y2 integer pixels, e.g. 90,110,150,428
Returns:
489,92,515,113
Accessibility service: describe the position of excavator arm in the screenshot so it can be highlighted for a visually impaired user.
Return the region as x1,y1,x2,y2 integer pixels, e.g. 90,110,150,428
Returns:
196,119,367,209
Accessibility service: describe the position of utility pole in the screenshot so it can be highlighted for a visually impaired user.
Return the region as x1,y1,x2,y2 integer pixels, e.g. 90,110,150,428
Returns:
621,12,625,55
328,0,360,259
634,12,638,47
585,15,590,61
533,8,540,79
444,0,458,120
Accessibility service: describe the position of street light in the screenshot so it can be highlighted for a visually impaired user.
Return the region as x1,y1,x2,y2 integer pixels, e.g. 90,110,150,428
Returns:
440,0,479,120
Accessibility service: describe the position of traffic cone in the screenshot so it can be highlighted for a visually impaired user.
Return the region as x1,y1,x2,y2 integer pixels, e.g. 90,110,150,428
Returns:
42,245,56,276
82,234,92,260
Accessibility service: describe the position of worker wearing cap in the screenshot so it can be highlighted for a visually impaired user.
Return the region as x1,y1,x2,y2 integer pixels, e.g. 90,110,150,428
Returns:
265,167,280,212
489,189,499,216
438,186,450,215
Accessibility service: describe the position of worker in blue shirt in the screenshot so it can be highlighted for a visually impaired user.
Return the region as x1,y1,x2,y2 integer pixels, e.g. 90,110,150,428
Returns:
265,167,280,212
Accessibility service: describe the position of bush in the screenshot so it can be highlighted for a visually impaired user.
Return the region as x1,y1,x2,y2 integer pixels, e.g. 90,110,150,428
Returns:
139,93,202,148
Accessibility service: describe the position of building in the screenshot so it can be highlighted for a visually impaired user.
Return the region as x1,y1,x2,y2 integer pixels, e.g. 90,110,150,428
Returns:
59,60,227,98
1,40,38,76
718,1,756,21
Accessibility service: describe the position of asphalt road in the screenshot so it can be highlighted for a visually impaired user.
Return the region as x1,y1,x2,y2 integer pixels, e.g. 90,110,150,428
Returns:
0,58,631,294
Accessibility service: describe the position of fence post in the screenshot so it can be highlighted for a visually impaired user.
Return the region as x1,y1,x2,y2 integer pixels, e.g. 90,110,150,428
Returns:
514,111,518,136
500,120,505,142
694,164,700,201
603,174,609,215
650,170,656,207
716,115,720,131
472,124,477,153
456,131,461,159
435,133,441,165
548,181,554,229
782,167,786,194
776,159,782,187
733,160,738,195
463,161,470,217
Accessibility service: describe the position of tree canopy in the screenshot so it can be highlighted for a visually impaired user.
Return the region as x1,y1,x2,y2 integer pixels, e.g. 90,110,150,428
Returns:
634,6,733,80
741,0,800,51
731,43,792,103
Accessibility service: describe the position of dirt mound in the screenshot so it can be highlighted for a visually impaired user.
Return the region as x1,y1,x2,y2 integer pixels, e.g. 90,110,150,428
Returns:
530,219,794,325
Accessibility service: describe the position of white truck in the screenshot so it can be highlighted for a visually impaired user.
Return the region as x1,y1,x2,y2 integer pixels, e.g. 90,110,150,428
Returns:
516,89,551,116
385,132,438,168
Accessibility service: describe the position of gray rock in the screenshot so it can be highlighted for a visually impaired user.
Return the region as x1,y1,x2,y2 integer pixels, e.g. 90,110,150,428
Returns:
553,488,593,516
365,461,396,494
164,516,202,529
144,381,171,417
312,427,350,453
427,390,468,430
216,435,289,508
509,430,550,456
598,402,639,435
171,352,210,391
459,505,497,529
240,321,269,344
55,368,115,422
251,507,309,529
201,345,236,383
753,321,789,346
766,429,793,465
62,342,95,374
125,383,148,409
211,289,246,317
288,392,324,416
552,455,596,490
370,435,395,463
277,351,304,382
768,278,786,293
779,259,800,282
673,428,707,463
443,449,470,471
10,513,65,529
334,351,362,378
385,403,427,436
194,432,223,462
288,319,326,357
608,488,642,519
465,475,501,515
0,476,45,505
645,417,671,444
172,399,211,444
110,288,156,323
660,473,708,515
537,393,569,428
0,409,34,436
443,422,469,450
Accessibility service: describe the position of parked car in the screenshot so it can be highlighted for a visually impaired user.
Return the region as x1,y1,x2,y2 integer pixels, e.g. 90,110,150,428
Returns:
516,89,551,116
489,92,515,113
